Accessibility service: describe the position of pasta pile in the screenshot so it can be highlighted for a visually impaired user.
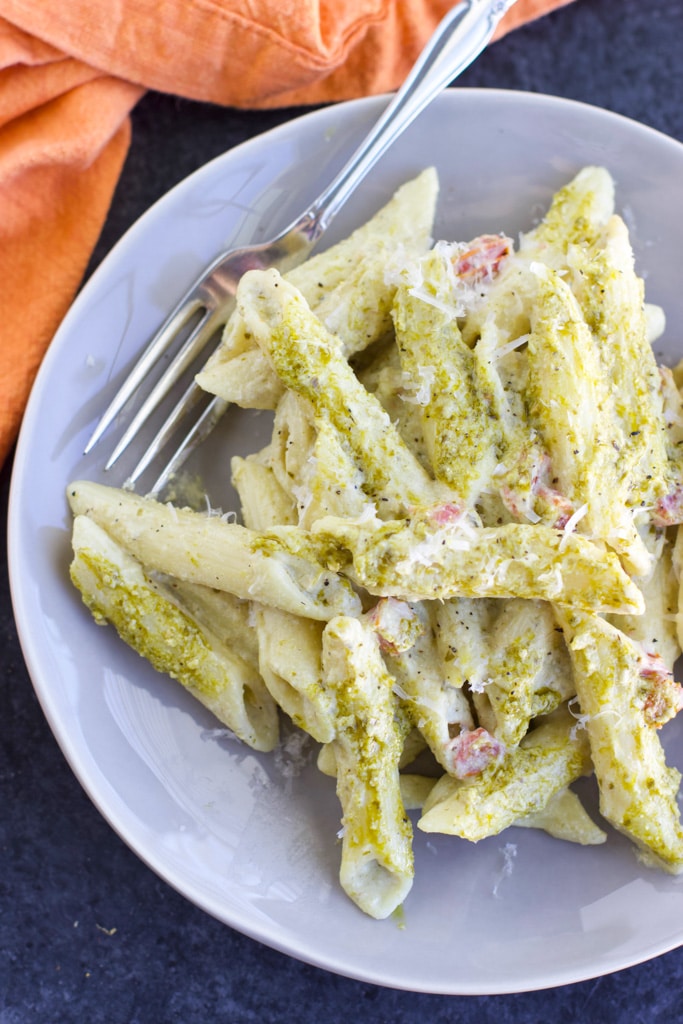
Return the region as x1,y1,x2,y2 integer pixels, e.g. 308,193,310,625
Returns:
68,166,683,919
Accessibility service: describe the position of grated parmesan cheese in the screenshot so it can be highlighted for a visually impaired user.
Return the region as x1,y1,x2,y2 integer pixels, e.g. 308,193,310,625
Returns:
492,842,518,898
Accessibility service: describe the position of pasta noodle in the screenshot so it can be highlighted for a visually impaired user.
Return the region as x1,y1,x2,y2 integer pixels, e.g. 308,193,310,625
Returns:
68,166,683,918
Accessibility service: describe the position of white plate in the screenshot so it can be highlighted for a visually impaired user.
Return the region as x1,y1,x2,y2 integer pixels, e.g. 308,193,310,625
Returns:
9,89,683,995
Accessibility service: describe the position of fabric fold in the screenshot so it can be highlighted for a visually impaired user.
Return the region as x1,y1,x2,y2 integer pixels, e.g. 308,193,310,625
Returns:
0,76,142,467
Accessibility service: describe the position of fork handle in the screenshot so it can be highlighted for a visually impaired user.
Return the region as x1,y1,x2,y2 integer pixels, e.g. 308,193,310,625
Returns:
295,0,518,243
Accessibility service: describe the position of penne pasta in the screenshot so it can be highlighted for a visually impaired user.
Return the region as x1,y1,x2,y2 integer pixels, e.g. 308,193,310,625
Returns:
196,168,438,409
233,441,341,743
70,515,278,751
237,267,452,516
322,614,413,919
482,599,575,747
556,607,683,873
418,706,592,841
312,507,644,614
254,606,335,743
525,264,651,573
392,247,503,507
378,600,474,774
514,787,607,846
68,165,683,917
67,480,361,621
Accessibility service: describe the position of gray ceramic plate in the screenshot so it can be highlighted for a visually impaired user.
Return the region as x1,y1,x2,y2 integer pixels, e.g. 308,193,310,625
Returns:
9,90,683,994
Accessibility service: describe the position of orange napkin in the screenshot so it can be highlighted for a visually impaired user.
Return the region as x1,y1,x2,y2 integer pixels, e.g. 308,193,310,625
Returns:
0,0,572,468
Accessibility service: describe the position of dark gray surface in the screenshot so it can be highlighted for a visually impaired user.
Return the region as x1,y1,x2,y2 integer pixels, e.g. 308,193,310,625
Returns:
3,0,683,1019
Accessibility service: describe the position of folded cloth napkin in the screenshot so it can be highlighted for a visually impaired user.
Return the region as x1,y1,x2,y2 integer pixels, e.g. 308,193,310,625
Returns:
0,0,572,468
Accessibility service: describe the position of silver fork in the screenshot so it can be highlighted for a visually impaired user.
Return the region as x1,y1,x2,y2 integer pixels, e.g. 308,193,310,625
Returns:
86,0,518,493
